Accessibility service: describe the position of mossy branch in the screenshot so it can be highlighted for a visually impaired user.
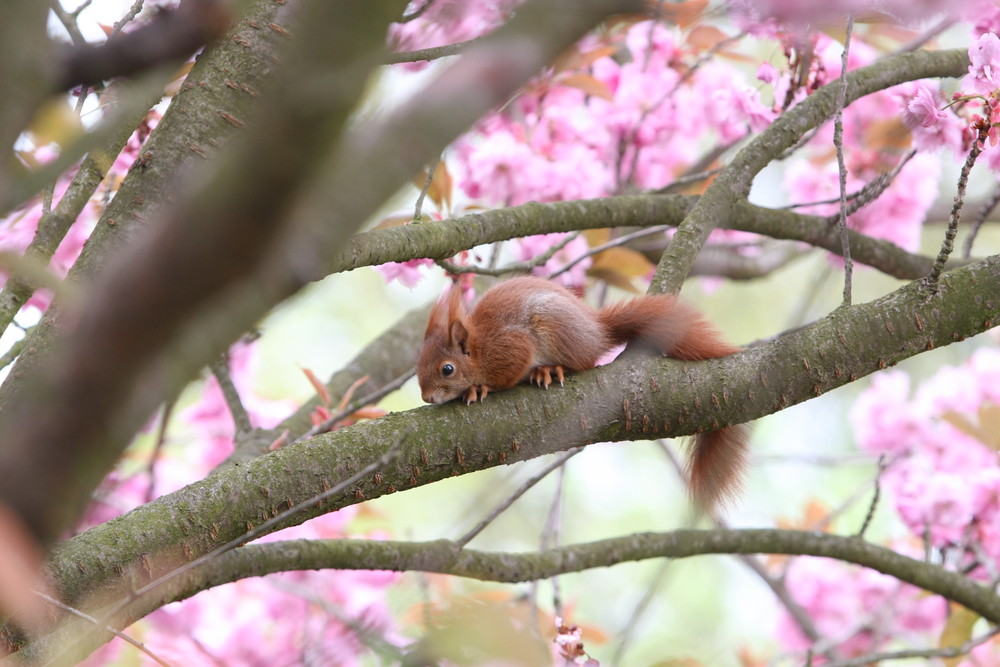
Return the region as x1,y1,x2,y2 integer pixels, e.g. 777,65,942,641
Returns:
40,255,1000,641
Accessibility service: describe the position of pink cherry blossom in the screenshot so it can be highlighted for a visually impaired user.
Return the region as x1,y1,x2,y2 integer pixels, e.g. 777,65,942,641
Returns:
376,257,435,287
965,32,1000,95
900,83,966,153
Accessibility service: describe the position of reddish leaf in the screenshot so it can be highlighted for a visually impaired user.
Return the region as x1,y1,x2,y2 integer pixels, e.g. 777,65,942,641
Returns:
301,367,331,407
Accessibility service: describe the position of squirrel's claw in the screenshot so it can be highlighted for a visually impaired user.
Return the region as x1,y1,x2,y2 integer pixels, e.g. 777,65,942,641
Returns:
464,385,491,404
529,365,565,389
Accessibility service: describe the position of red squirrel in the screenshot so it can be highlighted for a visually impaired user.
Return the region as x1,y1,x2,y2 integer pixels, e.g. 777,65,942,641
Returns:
416,276,749,512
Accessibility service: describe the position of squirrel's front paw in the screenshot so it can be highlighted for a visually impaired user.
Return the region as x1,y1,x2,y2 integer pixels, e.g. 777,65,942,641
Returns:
464,385,491,404
529,365,565,389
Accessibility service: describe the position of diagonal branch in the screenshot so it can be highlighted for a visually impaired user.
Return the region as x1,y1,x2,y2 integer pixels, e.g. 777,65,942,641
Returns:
649,48,968,294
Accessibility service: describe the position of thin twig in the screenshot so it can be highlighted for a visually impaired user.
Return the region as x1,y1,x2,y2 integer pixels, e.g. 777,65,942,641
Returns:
399,0,437,23
825,626,1000,667
785,149,915,213
294,369,414,443
833,16,855,305
609,559,671,664
963,181,1000,259
856,455,885,539
111,0,144,38
34,591,173,667
386,38,476,65
652,166,724,195
436,232,581,278
654,441,827,647
927,123,989,291
455,448,582,548
892,15,957,55
413,156,439,222
209,353,253,440
144,400,175,503
269,580,405,661
59,440,406,665
540,464,567,618
547,225,671,280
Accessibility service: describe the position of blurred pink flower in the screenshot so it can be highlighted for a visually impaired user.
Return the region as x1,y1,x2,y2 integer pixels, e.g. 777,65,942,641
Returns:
965,32,1000,95
376,258,434,287
900,84,966,154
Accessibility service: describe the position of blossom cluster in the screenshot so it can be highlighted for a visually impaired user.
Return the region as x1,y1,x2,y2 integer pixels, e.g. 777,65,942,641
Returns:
772,348,1000,662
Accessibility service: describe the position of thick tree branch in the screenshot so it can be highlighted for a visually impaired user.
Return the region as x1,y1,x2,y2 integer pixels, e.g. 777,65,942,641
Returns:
104,529,1000,629
55,0,232,91
324,195,966,281
39,255,1000,647
650,48,968,294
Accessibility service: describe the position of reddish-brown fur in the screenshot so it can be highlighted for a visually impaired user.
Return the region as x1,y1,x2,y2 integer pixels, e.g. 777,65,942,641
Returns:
416,276,748,513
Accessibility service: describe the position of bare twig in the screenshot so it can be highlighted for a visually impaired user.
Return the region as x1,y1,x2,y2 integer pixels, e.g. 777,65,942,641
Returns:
210,353,252,440
455,448,582,548
55,440,406,666
825,626,1000,667
413,156,440,222
34,590,173,667
399,0,437,23
111,0,145,37
833,16,855,305
540,463,567,618
56,0,231,91
856,455,885,539
386,38,476,65
927,123,989,291
144,401,175,503
436,232,581,277
609,558,671,664
963,181,1000,259
547,225,670,280
892,15,957,55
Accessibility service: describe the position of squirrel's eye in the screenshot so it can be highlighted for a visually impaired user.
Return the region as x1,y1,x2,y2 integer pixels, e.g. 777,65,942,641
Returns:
441,363,455,378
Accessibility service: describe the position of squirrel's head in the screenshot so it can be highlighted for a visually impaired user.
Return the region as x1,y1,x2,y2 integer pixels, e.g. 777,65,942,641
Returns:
417,285,473,404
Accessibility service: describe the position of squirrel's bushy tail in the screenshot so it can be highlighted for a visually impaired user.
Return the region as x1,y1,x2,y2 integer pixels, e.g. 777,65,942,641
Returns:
598,294,748,514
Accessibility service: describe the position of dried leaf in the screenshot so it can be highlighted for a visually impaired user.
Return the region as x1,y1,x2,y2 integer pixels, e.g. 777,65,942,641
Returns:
686,25,730,52
939,604,978,667
863,117,912,151
942,403,1000,450
654,0,708,28
591,246,655,279
583,228,612,247
553,45,617,73
587,266,641,293
559,74,614,101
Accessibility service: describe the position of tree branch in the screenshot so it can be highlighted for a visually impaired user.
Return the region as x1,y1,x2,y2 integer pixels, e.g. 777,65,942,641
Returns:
39,254,1000,644
54,0,232,91
649,48,968,294
325,194,967,281
36,529,1000,663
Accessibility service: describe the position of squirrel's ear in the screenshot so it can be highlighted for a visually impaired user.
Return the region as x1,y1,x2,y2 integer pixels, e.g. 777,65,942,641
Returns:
425,294,449,336
450,318,471,354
